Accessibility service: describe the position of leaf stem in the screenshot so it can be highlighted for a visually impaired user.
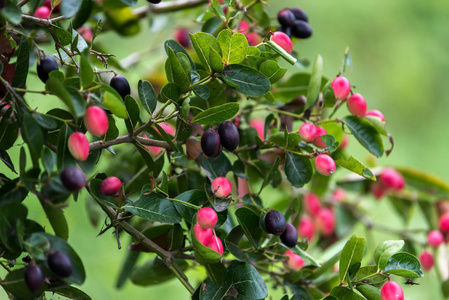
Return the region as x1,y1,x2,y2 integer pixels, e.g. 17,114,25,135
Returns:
166,198,201,210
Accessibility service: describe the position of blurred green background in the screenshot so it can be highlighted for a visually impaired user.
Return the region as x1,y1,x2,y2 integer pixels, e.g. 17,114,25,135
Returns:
2,0,449,299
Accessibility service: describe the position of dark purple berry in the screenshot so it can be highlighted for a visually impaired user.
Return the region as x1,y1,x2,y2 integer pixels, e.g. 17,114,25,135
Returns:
48,251,73,277
201,129,221,158
24,265,44,293
277,26,292,38
291,20,312,39
277,9,296,27
147,0,162,3
110,75,131,99
280,223,298,248
60,167,86,191
290,8,309,22
218,121,239,151
37,57,58,83
0,0,6,9
264,210,286,236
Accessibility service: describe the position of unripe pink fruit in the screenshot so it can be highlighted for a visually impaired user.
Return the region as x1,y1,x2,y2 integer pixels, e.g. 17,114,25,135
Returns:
317,208,335,236
331,76,351,100
315,154,336,176
208,235,223,255
197,207,218,228
427,230,444,248
312,126,327,148
297,215,315,241
419,251,434,271
380,281,404,300
366,109,385,122
304,193,321,217
380,168,405,191
284,250,305,271
84,106,108,137
211,177,232,198
239,20,249,35
68,132,89,161
194,223,213,246
34,6,51,19
250,119,265,140
100,177,122,196
270,31,293,54
175,28,191,48
347,93,367,117
440,213,449,232
246,32,262,46
298,123,316,143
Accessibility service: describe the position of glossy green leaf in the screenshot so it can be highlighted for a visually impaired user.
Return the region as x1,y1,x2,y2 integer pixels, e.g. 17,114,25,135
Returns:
80,53,94,89
0,150,16,173
11,37,29,89
217,29,248,65
40,199,69,240
61,0,83,18
192,102,239,125
210,0,225,20
339,234,367,283
104,114,119,141
177,52,192,80
383,252,423,278
172,190,206,223
374,240,405,270
46,78,85,118
164,39,195,70
56,124,75,170
124,191,182,223
259,60,287,84
160,83,181,102
306,54,323,109
87,178,119,209
329,286,365,300
0,202,27,259
192,85,210,100
224,225,246,261
289,245,321,267
21,113,43,168
356,285,381,300
51,286,92,300
138,80,157,114
124,95,140,134
335,156,376,181
352,265,387,285
285,153,313,188
166,47,190,93
235,207,262,248
0,107,19,150
103,90,128,119
344,116,384,157
0,1,22,25
50,25,72,46
34,113,58,129
190,32,221,73
222,64,270,97
24,233,50,260
209,46,224,72
199,152,232,181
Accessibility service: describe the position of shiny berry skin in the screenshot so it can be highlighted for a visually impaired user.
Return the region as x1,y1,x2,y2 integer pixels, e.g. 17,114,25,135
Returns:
419,251,434,271
147,0,162,3
34,6,51,19
201,129,221,157
270,31,293,53
208,235,223,255
194,223,212,246
68,132,89,161
110,75,131,99
218,121,240,151
312,126,327,148
264,210,286,236
317,208,335,236
331,76,351,100
290,8,309,22
298,123,316,143
250,119,265,140
197,207,218,228
291,20,312,39
315,154,336,176
24,265,44,293
211,177,232,198
175,28,191,48
100,177,122,196
277,26,292,38
380,168,405,191
48,251,73,277
277,9,296,27
427,230,444,248
440,213,449,232
60,167,86,191
280,223,298,248
37,57,58,83
366,109,385,122
380,281,404,300
84,106,108,137
297,215,314,241
347,93,367,117
304,193,321,217
284,250,305,271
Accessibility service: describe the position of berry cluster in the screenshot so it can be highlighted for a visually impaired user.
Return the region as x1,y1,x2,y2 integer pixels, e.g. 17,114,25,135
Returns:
263,210,298,248
277,8,312,39
201,121,240,158
194,208,223,255
298,193,336,241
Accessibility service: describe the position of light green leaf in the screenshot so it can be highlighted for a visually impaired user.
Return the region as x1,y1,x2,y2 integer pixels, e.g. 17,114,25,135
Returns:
103,91,128,119
339,234,367,284
374,240,404,270
217,29,248,65
335,156,376,181
306,54,323,109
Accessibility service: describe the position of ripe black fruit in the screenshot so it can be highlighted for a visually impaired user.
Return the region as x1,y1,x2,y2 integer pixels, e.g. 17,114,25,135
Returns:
201,129,221,157
277,26,292,38
24,265,44,293
218,121,239,151
60,167,86,191
290,8,309,22
147,0,162,3
48,251,73,277
280,223,298,248
110,75,131,99
277,9,296,27
291,20,312,39
37,57,58,83
264,210,286,236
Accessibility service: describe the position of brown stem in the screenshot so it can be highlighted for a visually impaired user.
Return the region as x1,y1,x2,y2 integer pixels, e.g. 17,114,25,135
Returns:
89,135,172,151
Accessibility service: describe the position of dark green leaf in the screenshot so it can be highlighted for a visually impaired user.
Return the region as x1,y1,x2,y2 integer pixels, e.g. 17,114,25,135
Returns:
192,85,210,100
0,150,16,173
11,37,29,89
50,25,72,46
0,107,19,150
34,113,58,129
124,192,182,223
124,95,140,134
51,286,92,300
384,252,423,278
80,53,94,88
374,240,404,270
40,199,69,240
130,256,188,286
209,46,224,73
164,40,195,71
160,83,181,102
329,286,365,300
0,1,22,25
173,189,207,223
104,114,119,141
356,285,381,300
61,0,83,18
343,116,384,157
285,153,313,188
166,47,190,93
86,178,119,209
339,234,367,283
21,113,43,168
222,64,271,97
224,225,246,261
192,102,239,125
138,80,157,114
41,147,56,174
199,152,232,181
259,60,287,84
235,207,262,248
24,233,50,260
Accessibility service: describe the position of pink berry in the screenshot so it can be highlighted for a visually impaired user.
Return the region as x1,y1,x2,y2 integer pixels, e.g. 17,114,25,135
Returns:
315,154,336,176
211,177,232,198
312,126,327,148
347,93,367,117
304,193,321,217
246,32,262,46
298,123,316,143
238,177,249,198
197,207,218,229
427,230,444,248
332,188,346,202
84,106,109,137
208,235,223,255
366,110,385,122
77,27,93,43
239,20,249,35
317,208,335,236
380,168,405,191
194,223,213,246
331,76,351,100
175,28,191,48
371,182,387,200
419,251,434,271
34,6,51,19
297,215,315,241
68,132,89,161
380,281,404,300
100,177,122,196
270,31,293,54
339,134,349,150
440,213,449,232
250,119,265,140
284,250,305,271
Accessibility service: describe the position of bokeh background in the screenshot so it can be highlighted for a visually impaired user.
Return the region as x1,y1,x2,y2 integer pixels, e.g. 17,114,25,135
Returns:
2,0,449,299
